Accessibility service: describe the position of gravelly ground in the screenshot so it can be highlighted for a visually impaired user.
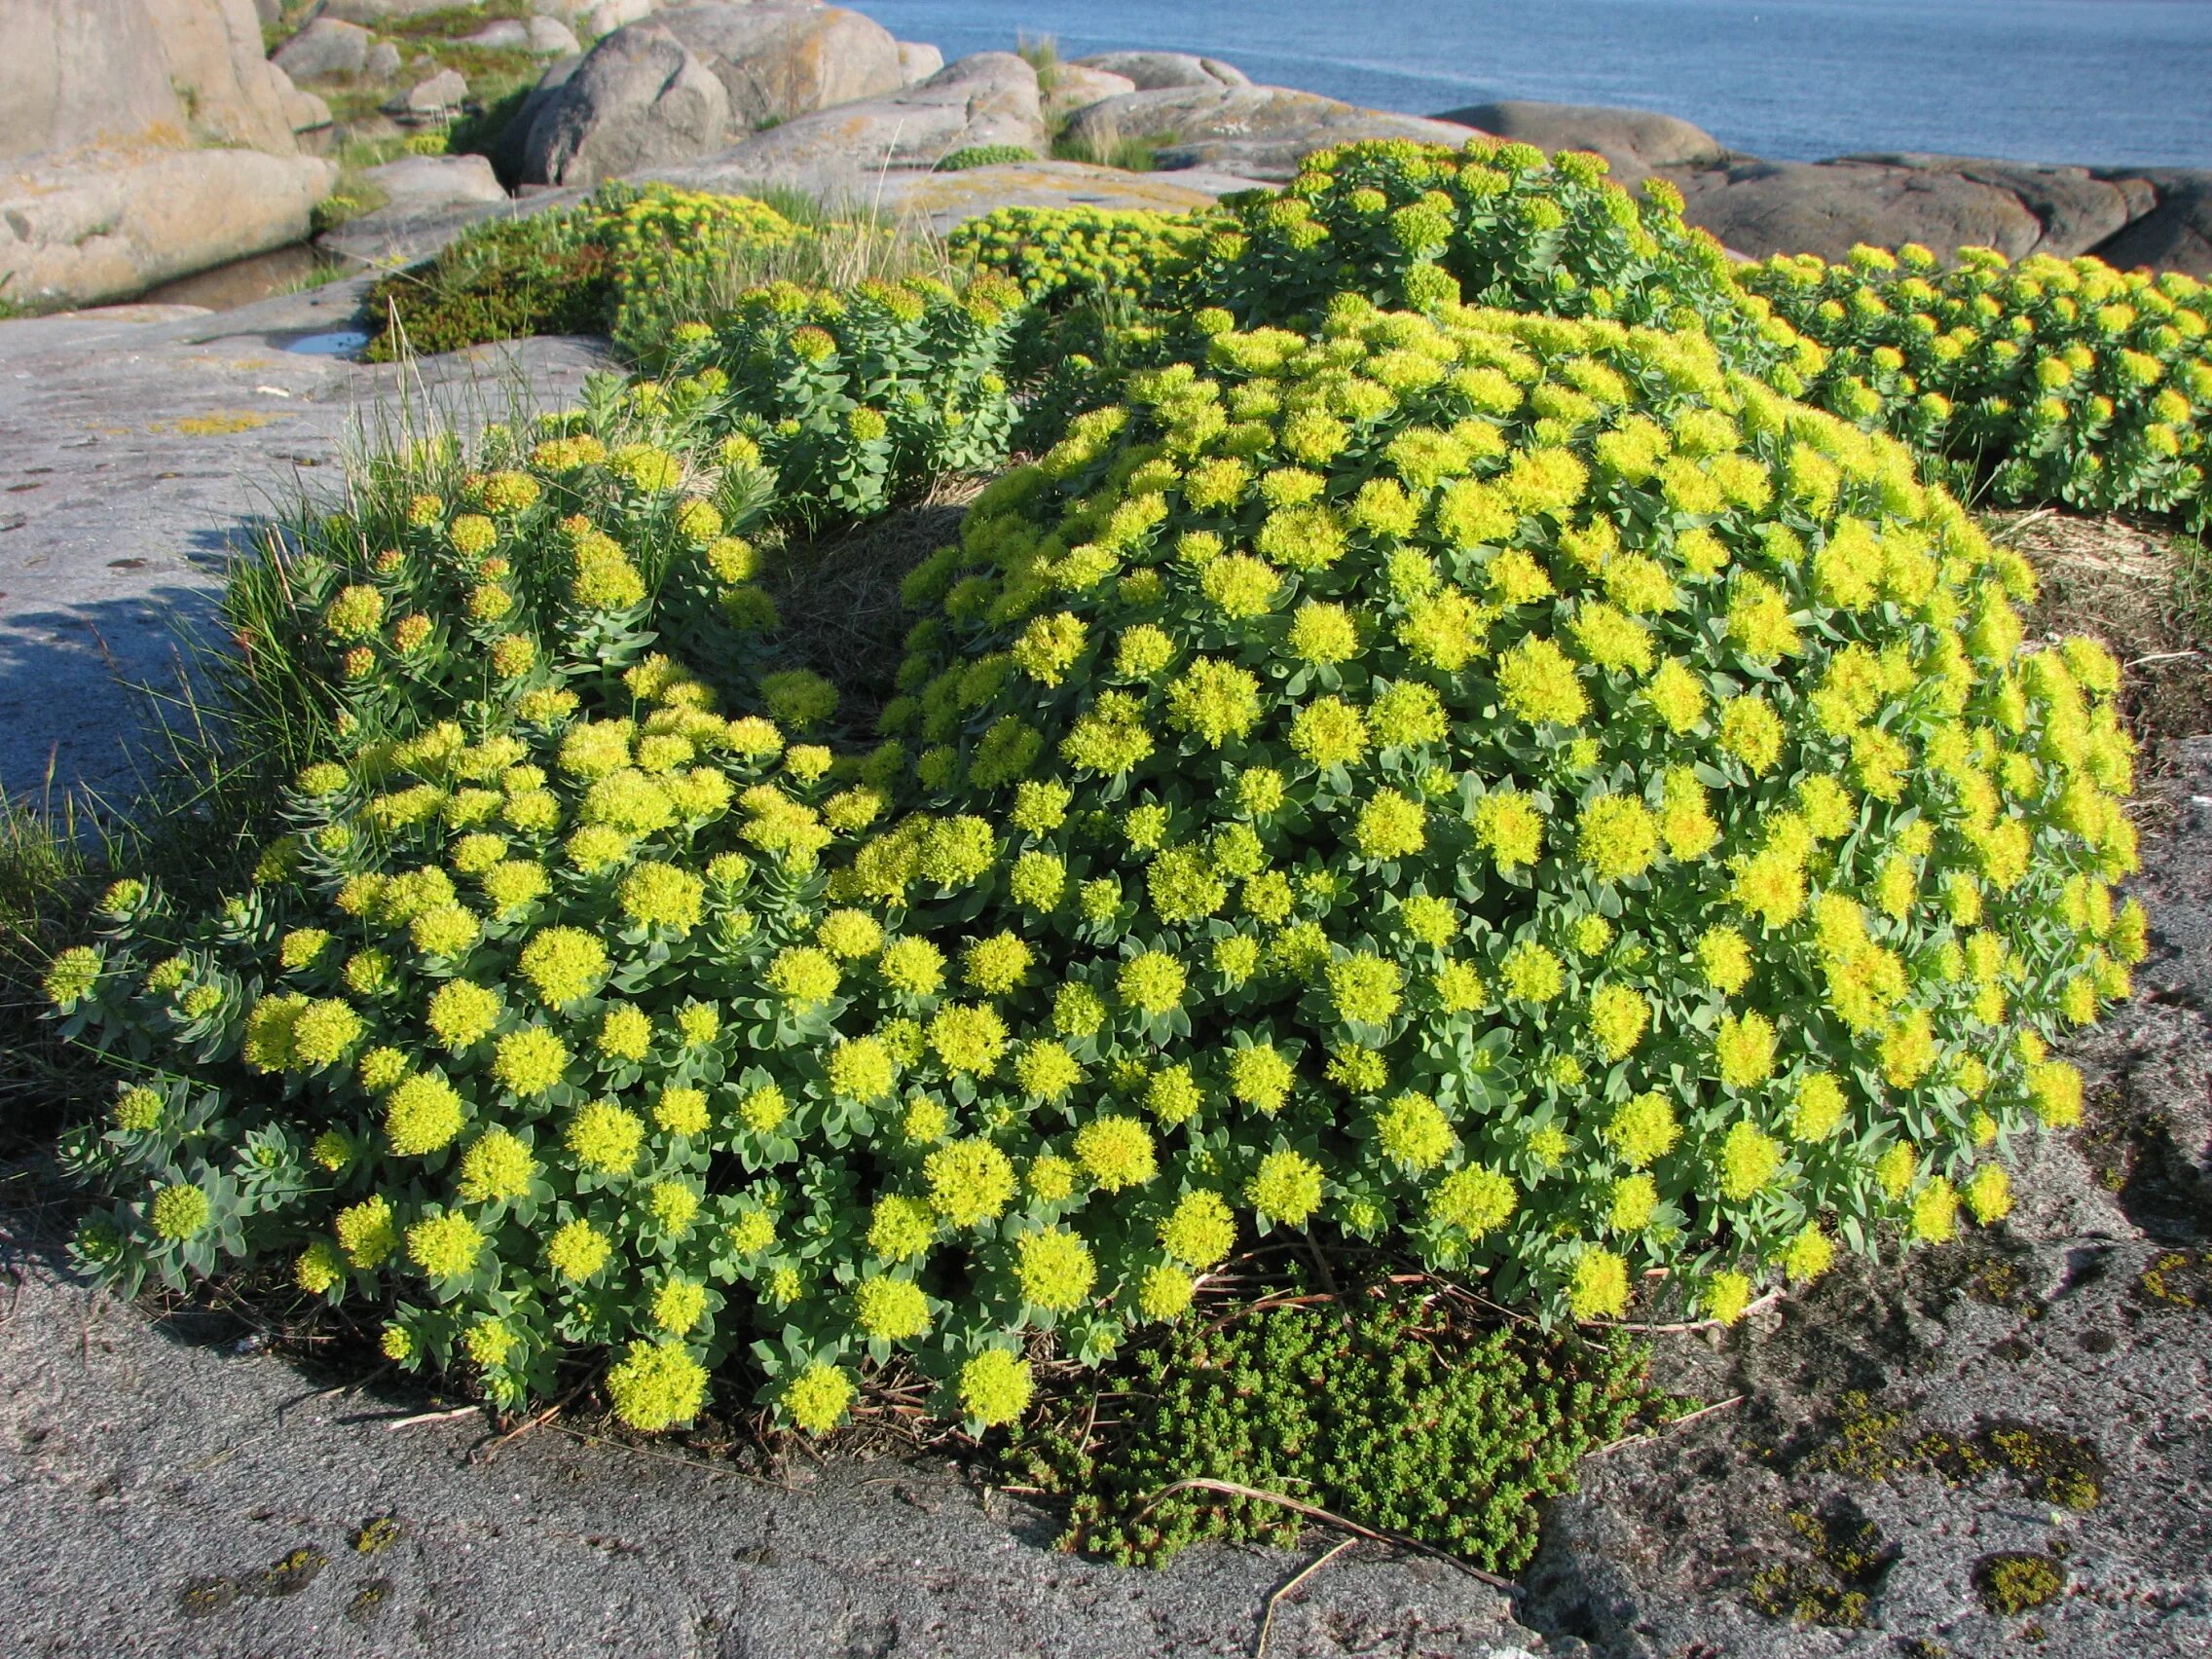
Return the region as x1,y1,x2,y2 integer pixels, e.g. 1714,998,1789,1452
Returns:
0,300,2205,1659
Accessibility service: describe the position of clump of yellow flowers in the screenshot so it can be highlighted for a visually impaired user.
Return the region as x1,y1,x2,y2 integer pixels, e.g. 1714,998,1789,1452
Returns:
46,150,2150,1447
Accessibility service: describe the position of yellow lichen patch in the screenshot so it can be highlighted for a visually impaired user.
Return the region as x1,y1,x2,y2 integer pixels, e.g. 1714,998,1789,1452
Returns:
159,410,278,437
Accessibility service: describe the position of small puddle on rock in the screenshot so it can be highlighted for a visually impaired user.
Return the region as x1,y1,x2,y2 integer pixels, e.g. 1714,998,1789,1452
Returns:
283,330,372,358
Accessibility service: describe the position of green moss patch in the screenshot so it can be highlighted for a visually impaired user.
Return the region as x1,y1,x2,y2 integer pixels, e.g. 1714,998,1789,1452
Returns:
1003,1294,1655,1569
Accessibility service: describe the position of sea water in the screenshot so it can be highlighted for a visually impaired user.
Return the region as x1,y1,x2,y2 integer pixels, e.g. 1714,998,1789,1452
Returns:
857,0,2212,168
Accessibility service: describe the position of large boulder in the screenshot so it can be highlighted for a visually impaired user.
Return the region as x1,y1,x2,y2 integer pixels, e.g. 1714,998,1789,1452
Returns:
1043,63,1134,127
1435,98,1724,183
385,67,470,122
2089,168,2212,272
654,2,903,129
897,41,942,86
1666,158,2045,262
530,17,582,56
1,146,332,309
639,52,1045,198
141,0,303,152
272,18,373,83
1069,51,1248,91
1837,154,2138,257
0,0,331,309
522,24,730,187
1059,85,1475,182
364,153,510,213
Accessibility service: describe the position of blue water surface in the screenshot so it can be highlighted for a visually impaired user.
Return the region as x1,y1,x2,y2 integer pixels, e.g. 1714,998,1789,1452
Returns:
858,0,2212,168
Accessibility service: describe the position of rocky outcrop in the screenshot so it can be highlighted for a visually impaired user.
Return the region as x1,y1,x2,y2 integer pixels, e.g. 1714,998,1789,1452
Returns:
522,25,729,187
2093,169,2212,273
1664,152,2212,266
510,7,907,184
1043,64,1135,128
2,147,330,309
1412,97,2212,271
0,0,331,310
640,52,1046,198
1436,98,1722,183
1060,85,1474,182
272,18,373,82
365,153,510,213
897,41,943,87
1070,51,1248,92
655,2,904,130
865,158,1252,236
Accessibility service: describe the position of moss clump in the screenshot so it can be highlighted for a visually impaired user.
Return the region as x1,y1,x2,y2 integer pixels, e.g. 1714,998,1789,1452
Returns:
934,145,1040,172
1973,1550,2066,1615
1004,1296,1653,1569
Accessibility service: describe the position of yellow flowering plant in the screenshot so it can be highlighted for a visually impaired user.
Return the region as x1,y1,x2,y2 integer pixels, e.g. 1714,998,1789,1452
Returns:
41,202,2155,1450
1742,245,2211,530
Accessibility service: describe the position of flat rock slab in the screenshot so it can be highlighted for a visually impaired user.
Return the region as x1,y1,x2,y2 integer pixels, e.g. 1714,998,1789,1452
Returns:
0,281,615,803
0,1227,1532,1659
866,161,1252,235
1061,86,1476,183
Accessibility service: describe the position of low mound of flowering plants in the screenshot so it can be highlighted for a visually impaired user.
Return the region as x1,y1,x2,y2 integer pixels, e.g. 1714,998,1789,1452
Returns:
1741,245,2212,530
45,284,2145,1444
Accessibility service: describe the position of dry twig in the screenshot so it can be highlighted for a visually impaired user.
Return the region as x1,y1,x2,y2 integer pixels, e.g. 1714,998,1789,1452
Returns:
1257,1537,1358,1658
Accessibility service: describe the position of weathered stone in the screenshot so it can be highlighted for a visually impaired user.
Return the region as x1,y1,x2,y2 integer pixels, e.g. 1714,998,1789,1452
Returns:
585,0,661,35
365,42,402,80
1043,64,1135,127
638,51,1043,196
2092,168,2212,273
1666,157,2049,262
523,25,729,187
1060,85,1474,182
385,67,470,121
319,189,584,269
269,65,333,134
271,18,373,82
1434,98,1725,183
529,17,582,56
461,19,534,52
1842,153,2136,257
143,0,307,153
870,158,1240,236
655,2,904,130
365,153,509,212
0,146,333,309
897,41,942,87
1069,51,1248,92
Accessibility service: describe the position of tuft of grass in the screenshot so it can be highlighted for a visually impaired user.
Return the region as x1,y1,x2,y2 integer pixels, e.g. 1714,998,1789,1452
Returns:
1051,111,1167,173
1015,31,1062,95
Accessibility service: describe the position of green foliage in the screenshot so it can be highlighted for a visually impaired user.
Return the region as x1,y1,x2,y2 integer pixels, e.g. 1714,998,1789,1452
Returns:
874,301,2137,1326
934,146,1040,173
662,275,1025,526
34,126,2184,1455
365,207,610,361
1005,1297,1653,1568
948,205,1207,310
363,186,799,364
1743,247,2212,531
